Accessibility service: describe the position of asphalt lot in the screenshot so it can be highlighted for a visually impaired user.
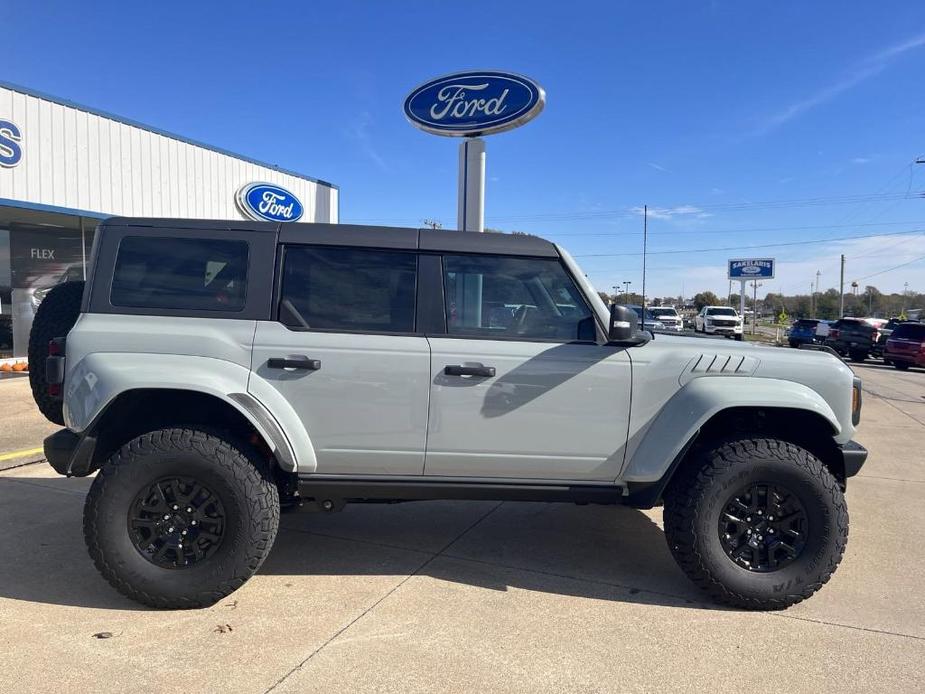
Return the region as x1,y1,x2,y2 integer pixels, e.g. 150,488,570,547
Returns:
0,362,923,692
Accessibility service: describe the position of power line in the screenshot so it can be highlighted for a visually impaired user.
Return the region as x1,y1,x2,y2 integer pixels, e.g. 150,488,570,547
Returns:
542,219,925,238
852,254,925,282
573,228,925,259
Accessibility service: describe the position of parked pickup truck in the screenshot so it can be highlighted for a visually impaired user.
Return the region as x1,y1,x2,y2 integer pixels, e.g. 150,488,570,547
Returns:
32,218,865,611
824,318,885,362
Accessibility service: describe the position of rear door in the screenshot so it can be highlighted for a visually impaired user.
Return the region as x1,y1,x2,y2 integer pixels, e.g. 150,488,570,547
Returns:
423,252,632,481
250,243,431,475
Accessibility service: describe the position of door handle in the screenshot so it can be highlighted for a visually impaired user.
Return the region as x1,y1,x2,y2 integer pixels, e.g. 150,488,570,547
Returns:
267,357,321,370
444,364,496,377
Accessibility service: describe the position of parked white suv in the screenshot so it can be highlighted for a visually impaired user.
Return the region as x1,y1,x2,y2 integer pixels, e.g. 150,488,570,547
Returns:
649,306,683,331
695,305,743,340
32,218,865,611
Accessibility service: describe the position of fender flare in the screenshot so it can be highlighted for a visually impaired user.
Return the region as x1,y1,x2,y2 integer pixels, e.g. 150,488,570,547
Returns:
620,376,841,484
65,353,315,472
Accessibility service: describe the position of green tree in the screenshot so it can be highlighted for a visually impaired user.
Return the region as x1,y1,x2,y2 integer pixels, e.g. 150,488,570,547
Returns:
692,291,721,310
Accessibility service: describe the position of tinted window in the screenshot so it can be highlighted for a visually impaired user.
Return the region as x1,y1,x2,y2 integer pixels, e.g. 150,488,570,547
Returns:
706,307,737,316
892,323,925,340
794,319,818,328
443,255,594,341
279,246,416,332
111,236,248,311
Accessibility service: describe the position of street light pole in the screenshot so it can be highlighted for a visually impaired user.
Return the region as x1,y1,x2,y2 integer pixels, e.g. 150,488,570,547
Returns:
623,281,632,304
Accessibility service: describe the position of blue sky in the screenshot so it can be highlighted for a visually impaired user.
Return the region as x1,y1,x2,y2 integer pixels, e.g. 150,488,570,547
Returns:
6,1,925,299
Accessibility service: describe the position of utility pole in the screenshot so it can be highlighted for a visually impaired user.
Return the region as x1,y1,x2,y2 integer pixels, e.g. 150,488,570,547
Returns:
811,283,815,319
839,254,845,318
611,285,618,305
903,281,909,315
814,270,821,318
641,205,648,318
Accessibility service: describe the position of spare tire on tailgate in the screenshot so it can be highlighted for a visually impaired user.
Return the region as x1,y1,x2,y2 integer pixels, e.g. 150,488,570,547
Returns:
28,281,85,425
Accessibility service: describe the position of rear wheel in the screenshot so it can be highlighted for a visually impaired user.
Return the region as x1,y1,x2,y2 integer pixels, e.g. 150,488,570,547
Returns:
789,340,799,348
849,350,867,363
894,362,910,371
28,281,85,424
663,437,848,610
84,428,280,609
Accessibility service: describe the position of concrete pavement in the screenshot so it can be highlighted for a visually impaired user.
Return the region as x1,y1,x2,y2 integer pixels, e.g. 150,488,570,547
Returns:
0,365,923,692
0,376,58,470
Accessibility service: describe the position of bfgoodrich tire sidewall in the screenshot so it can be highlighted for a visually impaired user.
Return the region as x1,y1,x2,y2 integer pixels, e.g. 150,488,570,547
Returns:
696,460,840,600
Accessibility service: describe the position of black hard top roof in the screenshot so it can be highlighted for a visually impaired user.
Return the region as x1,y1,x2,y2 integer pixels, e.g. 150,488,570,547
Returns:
100,217,559,257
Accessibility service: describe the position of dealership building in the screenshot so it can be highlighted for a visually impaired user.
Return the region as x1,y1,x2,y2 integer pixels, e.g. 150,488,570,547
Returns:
0,81,338,357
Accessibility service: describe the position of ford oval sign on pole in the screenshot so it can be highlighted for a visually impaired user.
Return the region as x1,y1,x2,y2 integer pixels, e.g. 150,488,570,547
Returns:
404,70,545,234
236,182,304,223
403,71,545,137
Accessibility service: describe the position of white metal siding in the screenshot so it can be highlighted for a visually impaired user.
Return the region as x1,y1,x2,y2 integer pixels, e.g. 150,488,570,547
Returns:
0,85,338,222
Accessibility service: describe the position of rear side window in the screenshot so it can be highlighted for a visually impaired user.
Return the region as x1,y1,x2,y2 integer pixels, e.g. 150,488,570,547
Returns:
892,323,925,340
442,254,595,341
279,246,417,332
110,236,248,311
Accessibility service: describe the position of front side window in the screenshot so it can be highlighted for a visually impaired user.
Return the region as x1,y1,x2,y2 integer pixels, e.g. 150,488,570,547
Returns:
279,246,417,332
110,236,248,311
442,255,594,341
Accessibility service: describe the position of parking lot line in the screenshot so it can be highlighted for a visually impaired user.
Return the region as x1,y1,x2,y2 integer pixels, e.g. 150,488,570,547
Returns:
0,446,43,462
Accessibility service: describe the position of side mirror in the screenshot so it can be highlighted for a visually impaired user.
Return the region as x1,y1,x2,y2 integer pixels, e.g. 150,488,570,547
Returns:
608,304,639,342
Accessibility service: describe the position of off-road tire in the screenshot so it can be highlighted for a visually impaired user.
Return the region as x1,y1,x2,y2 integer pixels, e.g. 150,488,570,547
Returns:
84,428,280,609
27,281,85,425
663,437,848,610
893,362,910,371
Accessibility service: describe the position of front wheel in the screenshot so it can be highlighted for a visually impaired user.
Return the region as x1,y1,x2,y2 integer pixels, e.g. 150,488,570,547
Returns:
663,437,848,610
849,350,867,363
84,428,280,609
894,362,910,371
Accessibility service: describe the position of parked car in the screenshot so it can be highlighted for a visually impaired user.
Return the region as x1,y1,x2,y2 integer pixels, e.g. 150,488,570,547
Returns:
872,318,907,360
648,306,684,331
787,319,820,348
626,305,665,331
884,322,925,370
824,318,885,362
34,217,865,611
694,306,743,340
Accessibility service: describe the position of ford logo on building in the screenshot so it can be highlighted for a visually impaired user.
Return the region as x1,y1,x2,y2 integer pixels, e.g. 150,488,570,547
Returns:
236,183,304,222
403,71,546,137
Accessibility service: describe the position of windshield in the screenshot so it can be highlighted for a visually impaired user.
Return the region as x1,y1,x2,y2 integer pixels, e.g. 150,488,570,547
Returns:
650,308,679,318
706,308,737,316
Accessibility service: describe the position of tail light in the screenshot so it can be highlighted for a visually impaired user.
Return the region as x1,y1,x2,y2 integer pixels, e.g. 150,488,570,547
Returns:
830,329,840,339
48,338,63,356
919,342,925,354
871,330,879,342
46,337,66,398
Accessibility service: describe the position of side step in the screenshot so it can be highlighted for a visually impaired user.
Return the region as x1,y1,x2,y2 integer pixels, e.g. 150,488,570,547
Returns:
296,476,625,506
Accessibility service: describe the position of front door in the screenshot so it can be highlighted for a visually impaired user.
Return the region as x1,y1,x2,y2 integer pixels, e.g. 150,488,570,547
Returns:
424,253,632,481
250,245,430,475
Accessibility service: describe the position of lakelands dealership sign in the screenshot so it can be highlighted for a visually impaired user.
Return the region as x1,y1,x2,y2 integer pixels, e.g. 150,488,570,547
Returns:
236,182,304,222
403,71,546,137
728,258,775,280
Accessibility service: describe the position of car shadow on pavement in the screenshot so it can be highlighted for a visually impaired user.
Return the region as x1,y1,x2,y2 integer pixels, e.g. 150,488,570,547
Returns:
0,476,715,612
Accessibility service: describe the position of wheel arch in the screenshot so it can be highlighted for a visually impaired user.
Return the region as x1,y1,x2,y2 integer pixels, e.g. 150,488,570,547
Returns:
83,388,297,475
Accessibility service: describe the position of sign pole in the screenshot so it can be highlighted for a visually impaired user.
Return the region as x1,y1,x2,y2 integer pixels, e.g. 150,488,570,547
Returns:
457,137,485,232
739,280,746,326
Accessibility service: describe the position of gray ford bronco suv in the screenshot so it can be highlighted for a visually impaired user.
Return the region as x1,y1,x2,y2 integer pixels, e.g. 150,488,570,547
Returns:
33,218,866,610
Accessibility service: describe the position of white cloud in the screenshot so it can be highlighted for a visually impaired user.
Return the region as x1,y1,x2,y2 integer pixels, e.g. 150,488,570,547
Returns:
851,157,871,164
755,31,925,134
346,111,389,172
647,162,670,173
630,205,709,220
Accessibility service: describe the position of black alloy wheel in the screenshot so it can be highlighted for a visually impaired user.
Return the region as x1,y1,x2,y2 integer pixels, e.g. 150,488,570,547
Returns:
128,476,226,569
718,482,808,572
